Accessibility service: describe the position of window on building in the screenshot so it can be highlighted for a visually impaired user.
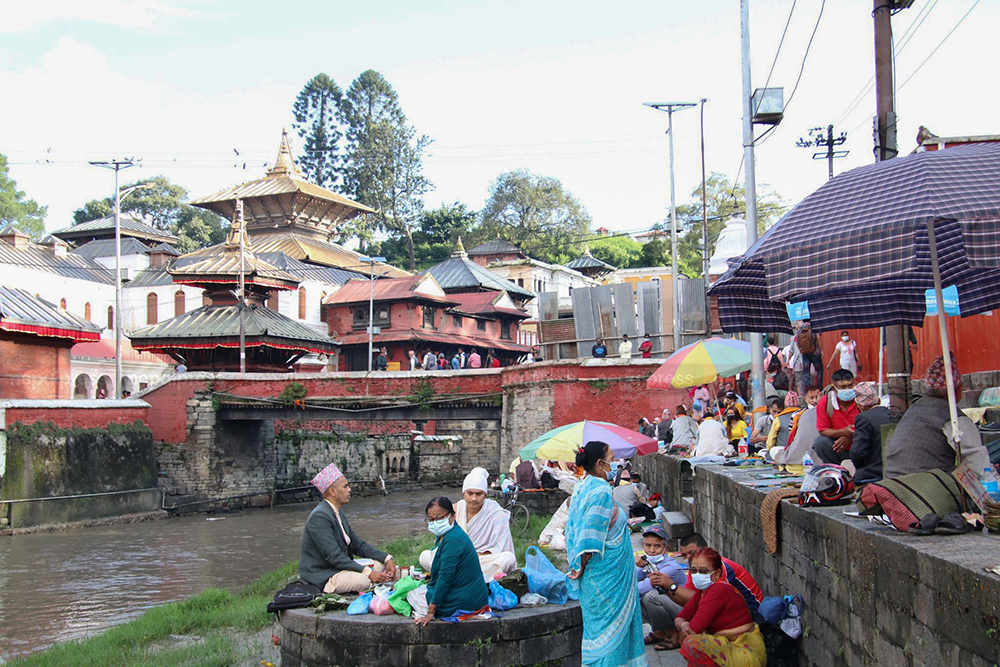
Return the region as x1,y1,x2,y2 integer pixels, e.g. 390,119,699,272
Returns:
352,306,391,330
146,292,158,325
174,290,185,317
452,314,462,327
423,306,436,329
107,306,114,330
500,320,511,340
84,302,91,321
319,292,327,323
298,287,307,319
518,278,524,287
477,319,486,332
59,298,67,309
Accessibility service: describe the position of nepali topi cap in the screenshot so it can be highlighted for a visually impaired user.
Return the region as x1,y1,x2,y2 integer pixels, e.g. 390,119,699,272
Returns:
312,462,344,494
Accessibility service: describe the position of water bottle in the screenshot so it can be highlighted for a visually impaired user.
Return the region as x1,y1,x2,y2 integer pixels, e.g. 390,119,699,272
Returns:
983,467,999,502
802,451,814,474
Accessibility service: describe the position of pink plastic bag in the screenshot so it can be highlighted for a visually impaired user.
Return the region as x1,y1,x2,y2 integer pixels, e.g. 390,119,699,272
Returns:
369,591,396,615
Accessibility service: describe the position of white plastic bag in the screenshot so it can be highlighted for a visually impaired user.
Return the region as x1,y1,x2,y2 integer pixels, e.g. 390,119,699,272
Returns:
519,592,548,606
406,584,428,618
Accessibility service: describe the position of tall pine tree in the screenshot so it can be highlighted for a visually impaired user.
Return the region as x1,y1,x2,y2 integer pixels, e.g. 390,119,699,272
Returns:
292,73,343,189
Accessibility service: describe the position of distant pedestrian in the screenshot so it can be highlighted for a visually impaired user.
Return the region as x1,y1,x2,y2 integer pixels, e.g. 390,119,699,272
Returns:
619,334,633,360
458,348,467,369
374,348,388,371
176,363,187,373
468,349,482,368
490,353,500,368
484,351,496,368
639,333,653,359
796,321,823,389
592,338,607,358
423,349,437,372
438,352,448,370
671,405,699,448
828,330,860,377
408,350,418,371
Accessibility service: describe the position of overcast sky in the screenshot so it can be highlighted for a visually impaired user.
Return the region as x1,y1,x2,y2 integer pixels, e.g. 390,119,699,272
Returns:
1,0,993,241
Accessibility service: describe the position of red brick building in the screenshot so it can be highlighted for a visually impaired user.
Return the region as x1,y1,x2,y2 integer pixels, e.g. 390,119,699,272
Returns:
324,274,530,370
0,287,102,399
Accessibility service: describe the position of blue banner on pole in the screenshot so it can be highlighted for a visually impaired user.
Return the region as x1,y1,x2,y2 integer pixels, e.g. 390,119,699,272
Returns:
786,301,810,321
925,285,961,316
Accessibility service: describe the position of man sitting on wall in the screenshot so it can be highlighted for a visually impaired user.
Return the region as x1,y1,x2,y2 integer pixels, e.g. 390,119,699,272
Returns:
636,526,687,647
298,463,396,593
419,467,517,579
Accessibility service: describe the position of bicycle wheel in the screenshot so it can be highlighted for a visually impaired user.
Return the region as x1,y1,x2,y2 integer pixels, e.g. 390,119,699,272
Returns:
509,503,530,535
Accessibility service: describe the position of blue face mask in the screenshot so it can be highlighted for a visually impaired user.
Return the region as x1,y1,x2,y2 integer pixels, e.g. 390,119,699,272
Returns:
605,461,618,481
837,388,856,401
691,572,715,590
646,554,664,565
427,518,453,537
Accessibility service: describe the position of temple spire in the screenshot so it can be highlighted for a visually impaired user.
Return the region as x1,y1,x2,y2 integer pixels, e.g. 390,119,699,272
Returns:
452,235,467,258
268,128,301,176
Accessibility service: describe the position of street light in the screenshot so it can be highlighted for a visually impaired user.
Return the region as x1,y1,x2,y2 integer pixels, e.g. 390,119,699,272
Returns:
360,255,386,372
644,102,696,352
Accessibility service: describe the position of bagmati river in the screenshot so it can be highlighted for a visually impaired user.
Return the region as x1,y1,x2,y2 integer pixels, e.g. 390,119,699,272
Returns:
0,488,445,661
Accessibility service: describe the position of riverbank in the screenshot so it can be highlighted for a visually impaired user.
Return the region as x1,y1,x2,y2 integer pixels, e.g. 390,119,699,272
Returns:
9,513,556,667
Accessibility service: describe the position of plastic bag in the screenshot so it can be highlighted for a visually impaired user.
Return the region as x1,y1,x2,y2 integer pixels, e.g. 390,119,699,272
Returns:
780,595,803,639
346,591,373,615
487,581,518,611
523,546,569,604
519,592,548,606
369,586,396,615
387,576,422,616
407,585,428,618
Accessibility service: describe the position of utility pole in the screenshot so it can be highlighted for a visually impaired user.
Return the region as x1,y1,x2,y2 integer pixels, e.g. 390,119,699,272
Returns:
699,98,712,336
875,0,910,415
796,124,849,179
645,101,696,352
88,158,136,399
236,199,246,375
740,0,766,410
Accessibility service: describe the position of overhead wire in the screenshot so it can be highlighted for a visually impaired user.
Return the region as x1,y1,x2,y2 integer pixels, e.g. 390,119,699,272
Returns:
896,0,980,93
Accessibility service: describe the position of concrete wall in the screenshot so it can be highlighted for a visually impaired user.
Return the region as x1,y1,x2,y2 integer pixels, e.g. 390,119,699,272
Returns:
636,455,1000,667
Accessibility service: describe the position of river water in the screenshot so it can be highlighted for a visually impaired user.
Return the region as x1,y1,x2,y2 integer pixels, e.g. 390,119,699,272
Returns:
0,488,445,661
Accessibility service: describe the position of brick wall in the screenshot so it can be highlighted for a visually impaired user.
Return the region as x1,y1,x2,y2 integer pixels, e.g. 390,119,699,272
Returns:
0,336,73,400
636,455,1000,667
2,401,150,429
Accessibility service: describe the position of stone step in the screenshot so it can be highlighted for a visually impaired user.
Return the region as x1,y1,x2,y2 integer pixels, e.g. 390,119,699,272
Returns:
660,511,693,539
157,477,174,488
681,496,694,519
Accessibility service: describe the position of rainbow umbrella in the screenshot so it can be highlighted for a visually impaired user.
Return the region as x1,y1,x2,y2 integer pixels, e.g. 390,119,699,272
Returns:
646,337,752,389
519,420,658,462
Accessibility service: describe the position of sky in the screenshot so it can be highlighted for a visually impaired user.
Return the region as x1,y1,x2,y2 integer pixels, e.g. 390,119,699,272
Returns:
1,0,995,243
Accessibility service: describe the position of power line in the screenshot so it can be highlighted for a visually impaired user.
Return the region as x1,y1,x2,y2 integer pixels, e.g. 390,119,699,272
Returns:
896,0,980,93
754,0,797,117
781,0,826,116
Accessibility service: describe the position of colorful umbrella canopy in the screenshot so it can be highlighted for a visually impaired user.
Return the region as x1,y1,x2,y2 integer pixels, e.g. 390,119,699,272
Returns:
519,421,658,462
646,337,751,389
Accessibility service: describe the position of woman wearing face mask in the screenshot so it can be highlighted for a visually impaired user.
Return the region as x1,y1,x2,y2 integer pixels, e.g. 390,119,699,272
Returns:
675,548,766,667
565,441,646,667
828,330,859,377
413,497,489,626
723,409,748,449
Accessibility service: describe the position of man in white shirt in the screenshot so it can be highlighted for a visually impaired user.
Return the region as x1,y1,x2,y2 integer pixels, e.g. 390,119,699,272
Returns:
619,334,633,360
689,415,733,457
407,350,418,371
670,405,699,448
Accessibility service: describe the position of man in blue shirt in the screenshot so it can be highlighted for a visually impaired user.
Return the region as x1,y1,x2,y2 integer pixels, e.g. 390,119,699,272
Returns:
635,526,686,647
592,338,608,358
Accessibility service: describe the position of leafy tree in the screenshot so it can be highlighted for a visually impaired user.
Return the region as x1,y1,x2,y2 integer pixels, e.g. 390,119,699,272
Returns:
72,175,226,252
640,238,671,267
0,154,47,239
376,202,476,270
338,70,432,269
480,169,592,264
292,73,343,189
588,235,644,269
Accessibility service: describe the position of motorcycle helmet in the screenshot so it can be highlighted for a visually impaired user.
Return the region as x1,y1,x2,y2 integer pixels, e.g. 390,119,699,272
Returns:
799,464,855,506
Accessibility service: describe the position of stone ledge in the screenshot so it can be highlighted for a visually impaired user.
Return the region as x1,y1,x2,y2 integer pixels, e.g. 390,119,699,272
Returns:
280,601,581,667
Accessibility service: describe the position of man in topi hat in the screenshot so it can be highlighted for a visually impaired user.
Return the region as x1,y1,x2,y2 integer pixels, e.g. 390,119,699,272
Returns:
298,463,397,593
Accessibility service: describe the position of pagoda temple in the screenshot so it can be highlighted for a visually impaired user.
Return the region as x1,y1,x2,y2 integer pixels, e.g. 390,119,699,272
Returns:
128,219,338,372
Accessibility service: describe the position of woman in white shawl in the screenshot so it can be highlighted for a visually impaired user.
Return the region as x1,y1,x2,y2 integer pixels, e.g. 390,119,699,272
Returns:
419,467,517,580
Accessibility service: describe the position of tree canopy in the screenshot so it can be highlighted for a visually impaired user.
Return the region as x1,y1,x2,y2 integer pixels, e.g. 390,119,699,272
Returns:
292,73,343,189
374,202,476,271
0,154,47,239
72,175,227,253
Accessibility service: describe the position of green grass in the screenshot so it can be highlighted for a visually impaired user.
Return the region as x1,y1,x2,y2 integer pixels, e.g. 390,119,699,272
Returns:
12,514,556,667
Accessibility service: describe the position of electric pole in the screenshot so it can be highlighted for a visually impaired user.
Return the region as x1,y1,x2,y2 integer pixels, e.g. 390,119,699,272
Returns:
645,101,697,352
875,0,910,416
700,98,711,336
796,124,848,180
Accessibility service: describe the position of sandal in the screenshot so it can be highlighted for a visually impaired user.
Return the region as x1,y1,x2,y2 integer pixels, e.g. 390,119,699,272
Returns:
907,514,941,535
654,639,680,651
644,633,662,645
935,513,972,535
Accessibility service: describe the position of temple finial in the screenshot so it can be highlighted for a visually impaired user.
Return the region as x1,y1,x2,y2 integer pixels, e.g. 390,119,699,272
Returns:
268,128,301,176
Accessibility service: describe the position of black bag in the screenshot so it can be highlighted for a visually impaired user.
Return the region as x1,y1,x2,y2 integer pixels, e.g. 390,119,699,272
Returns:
540,471,559,489
760,622,799,667
772,370,789,391
266,579,322,614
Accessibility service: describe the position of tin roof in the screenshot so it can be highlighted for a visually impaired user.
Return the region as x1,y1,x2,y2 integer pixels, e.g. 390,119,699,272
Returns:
71,237,152,259
256,252,367,286
51,214,180,245
128,303,337,354
565,253,615,271
0,286,103,341
0,238,114,284
150,242,181,256
325,275,457,307
169,222,301,290
447,291,529,319
467,237,524,256
421,255,535,300
128,267,175,287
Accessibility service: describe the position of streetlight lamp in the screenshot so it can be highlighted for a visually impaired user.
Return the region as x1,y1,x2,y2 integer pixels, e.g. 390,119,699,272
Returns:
644,102,696,352
359,255,386,372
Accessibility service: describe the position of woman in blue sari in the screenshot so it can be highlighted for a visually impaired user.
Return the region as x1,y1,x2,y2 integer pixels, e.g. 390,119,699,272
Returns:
566,440,647,667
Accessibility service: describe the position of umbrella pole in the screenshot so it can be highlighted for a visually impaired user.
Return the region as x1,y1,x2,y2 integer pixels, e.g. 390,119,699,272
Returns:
927,219,964,468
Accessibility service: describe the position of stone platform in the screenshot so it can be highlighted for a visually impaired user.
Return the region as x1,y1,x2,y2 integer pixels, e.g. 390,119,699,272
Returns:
279,601,582,667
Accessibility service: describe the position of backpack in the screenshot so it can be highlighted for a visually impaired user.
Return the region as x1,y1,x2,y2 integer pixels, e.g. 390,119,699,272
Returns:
767,354,784,373
772,370,789,391
266,579,322,614
796,330,816,355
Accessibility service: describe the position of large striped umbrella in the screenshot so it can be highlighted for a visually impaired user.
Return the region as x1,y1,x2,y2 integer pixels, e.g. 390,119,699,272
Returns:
646,337,752,389
519,421,658,462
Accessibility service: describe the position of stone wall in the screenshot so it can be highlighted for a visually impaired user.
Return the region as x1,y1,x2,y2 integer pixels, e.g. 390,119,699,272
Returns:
412,435,462,483
636,454,1000,666
433,418,502,473
0,418,158,527
273,423,412,487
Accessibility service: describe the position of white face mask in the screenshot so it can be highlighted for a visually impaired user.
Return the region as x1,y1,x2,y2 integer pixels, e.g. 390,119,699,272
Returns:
691,572,715,590
427,517,453,537
646,554,664,564
842,335,850,341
